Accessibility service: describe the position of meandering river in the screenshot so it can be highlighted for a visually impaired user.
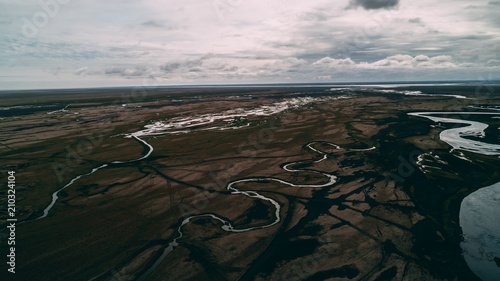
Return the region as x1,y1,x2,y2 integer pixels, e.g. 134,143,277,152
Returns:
10,96,369,279
11,98,498,280
137,141,376,281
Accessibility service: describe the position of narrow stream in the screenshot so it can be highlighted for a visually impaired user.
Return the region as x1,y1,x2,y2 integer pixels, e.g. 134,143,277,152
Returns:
137,142,374,281
15,135,153,226
6,94,499,279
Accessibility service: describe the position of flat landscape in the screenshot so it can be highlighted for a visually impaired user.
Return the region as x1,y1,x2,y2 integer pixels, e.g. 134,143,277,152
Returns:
1,84,500,280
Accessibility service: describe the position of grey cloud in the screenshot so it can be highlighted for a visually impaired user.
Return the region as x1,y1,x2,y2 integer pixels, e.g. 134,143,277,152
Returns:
160,62,181,72
348,0,399,10
461,1,500,27
74,67,106,77
208,64,239,72
0,18,12,25
102,65,151,78
486,59,500,67
299,11,328,22
312,54,462,70
160,53,215,73
225,65,238,72
409,18,422,24
75,67,88,76
455,34,494,40
104,66,127,75
140,20,178,30
184,59,204,68
2,0,500,89
464,5,481,9
142,20,163,28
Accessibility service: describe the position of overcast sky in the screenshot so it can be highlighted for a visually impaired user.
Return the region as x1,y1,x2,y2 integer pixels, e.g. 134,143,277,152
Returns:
1,0,499,89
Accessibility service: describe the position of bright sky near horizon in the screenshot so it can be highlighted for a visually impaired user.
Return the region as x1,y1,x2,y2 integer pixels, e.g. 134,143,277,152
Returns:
1,0,499,90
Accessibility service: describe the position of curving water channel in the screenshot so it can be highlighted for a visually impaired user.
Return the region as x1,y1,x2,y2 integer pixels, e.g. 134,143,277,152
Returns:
21,97,331,224
6,93,498,279
13,135,154,227
11,104,499,280
7,96,374,279
137,142,376,280
410,111,500,281
409,112,500,156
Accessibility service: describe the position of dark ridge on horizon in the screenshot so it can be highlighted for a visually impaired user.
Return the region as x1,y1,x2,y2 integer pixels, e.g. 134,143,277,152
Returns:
1,80,499,94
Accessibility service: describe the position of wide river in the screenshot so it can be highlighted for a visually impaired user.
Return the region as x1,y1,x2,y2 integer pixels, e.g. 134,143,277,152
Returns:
410,111,500,281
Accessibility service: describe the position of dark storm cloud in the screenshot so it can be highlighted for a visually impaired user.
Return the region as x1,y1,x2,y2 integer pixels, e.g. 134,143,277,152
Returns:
349,0,399,10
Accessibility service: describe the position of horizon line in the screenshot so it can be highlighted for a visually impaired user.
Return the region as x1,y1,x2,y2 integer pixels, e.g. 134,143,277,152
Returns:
1,79,500,93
